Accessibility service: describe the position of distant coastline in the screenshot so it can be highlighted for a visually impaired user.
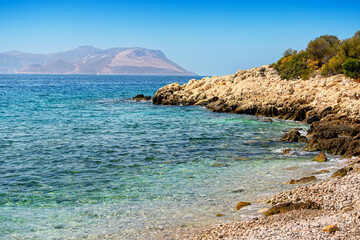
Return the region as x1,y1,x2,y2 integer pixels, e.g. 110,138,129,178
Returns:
0,46,197,75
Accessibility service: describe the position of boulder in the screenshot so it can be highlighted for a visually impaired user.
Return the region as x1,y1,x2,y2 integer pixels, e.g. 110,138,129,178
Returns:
264,202,320,216
235,201,251,210
312,152,327,162
280,129,307,143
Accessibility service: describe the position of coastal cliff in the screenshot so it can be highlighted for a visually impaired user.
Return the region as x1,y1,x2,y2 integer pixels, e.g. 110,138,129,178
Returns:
153,65,360,157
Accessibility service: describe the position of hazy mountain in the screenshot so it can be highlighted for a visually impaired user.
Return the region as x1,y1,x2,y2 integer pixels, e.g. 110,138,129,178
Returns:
0,46,196,75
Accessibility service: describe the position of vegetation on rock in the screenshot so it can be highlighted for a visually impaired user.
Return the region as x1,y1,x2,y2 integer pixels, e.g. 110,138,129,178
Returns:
272,30,360,80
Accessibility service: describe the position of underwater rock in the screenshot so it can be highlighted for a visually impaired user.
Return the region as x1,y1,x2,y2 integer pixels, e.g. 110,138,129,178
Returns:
212,163,230,167
230,189,245,193
286,176,316,184
311,169,330,174
284,166,300,170
236,201,251,210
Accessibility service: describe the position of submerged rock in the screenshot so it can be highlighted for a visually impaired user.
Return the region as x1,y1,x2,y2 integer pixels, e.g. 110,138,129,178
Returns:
211,163,230,167
312,152,327,162
286,176,316,184
236,201,251,210
230,189,245,193
284,166,300,170
311,169,330,174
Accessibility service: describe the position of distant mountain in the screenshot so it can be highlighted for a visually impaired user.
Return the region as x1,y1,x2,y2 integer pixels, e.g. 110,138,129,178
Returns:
0,46,196,75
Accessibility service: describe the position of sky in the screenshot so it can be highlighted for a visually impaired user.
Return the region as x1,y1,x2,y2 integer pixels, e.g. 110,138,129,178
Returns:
0,0,359,75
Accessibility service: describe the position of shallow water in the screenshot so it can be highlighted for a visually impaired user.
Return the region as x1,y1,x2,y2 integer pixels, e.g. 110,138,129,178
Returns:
0,75,343,239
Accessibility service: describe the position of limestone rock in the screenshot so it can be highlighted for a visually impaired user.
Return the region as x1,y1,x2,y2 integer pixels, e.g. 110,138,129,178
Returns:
280,129,307,143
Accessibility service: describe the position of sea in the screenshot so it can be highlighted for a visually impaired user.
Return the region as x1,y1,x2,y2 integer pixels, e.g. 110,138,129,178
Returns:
0,74,344,239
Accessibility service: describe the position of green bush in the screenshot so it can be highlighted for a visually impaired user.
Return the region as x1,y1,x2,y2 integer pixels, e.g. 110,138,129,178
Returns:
273,51,312,80
306,35,340,65
283,48,297,57
271,30,360,80
341,34,360,59
321,54,346,76
342,58,360,79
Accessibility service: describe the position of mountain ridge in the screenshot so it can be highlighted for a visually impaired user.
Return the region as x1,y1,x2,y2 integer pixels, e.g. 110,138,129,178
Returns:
0,46,196,75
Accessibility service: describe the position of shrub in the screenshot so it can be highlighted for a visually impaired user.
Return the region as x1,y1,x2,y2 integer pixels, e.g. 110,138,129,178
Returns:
273,51,312,80
306,35,340,65
283,48,297,57
341,34,360,59
321,54,346,76
342,58,360,79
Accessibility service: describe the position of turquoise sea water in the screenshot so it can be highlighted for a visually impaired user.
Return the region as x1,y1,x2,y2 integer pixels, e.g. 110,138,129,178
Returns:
0,75,343,239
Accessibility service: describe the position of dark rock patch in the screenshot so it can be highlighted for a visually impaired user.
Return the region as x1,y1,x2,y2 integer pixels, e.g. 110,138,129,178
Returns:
264,202,320,216
132,94,151,101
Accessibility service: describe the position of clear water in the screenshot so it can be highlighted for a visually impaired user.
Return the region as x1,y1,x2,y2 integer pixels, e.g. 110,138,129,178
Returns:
0,75,343,239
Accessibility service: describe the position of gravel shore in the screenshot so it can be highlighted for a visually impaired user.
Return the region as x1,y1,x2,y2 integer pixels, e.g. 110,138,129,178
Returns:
192,158,360,239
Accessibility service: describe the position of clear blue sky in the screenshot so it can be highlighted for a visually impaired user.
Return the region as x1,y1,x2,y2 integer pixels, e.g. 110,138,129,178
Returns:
0,0,359,75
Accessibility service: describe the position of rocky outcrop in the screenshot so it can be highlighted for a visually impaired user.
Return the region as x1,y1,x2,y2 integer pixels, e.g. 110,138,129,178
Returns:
153,65,360,157
132,94,151,101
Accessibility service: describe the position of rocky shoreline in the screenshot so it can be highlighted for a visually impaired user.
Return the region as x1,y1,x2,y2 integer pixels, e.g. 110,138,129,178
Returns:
153,65,360,158
152,66,360,239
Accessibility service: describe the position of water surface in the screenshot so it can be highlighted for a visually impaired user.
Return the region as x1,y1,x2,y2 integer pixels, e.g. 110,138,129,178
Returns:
0,75,342,239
